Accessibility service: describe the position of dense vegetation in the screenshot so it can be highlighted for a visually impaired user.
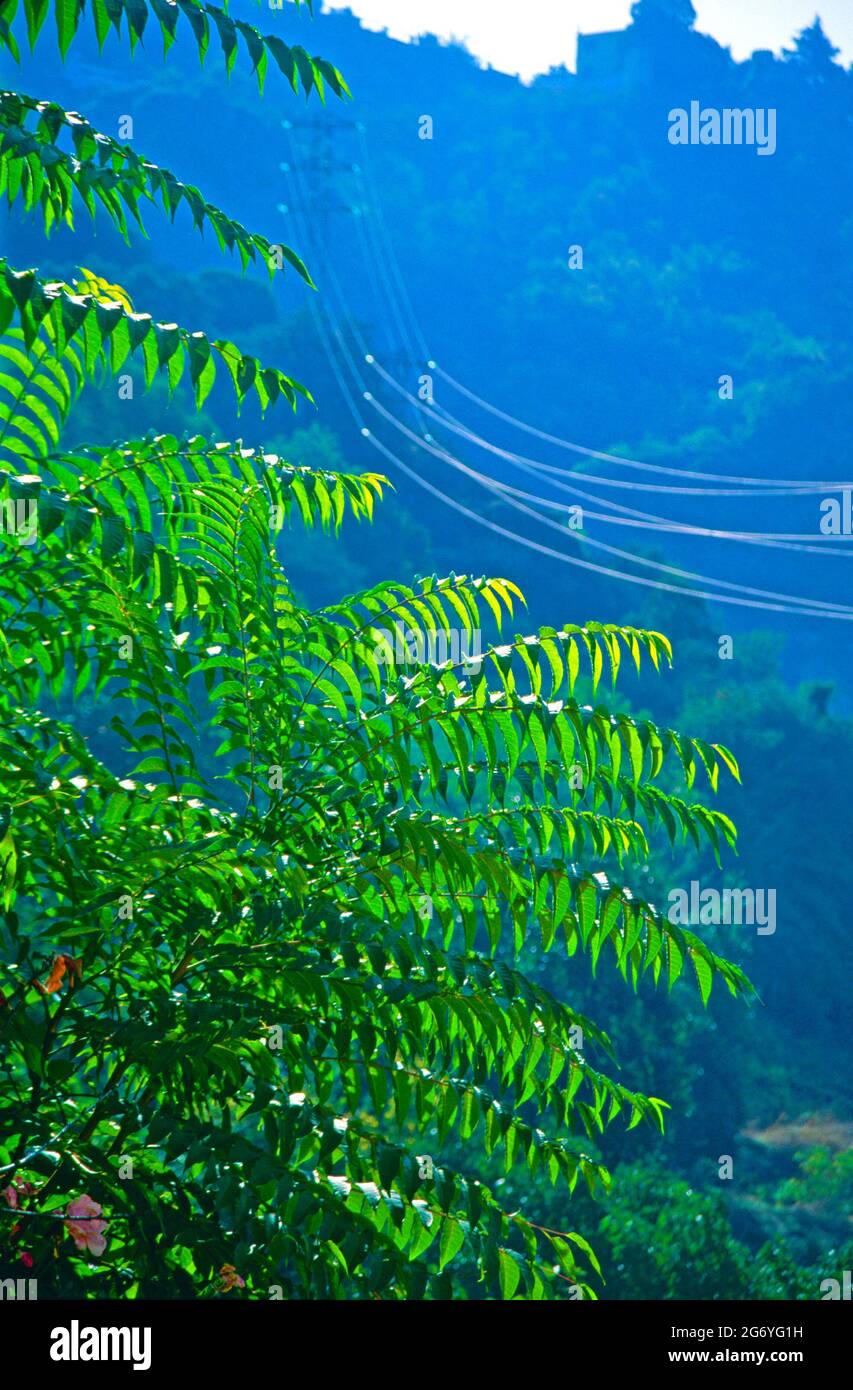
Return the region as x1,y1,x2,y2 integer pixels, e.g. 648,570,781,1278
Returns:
0,0,850,1300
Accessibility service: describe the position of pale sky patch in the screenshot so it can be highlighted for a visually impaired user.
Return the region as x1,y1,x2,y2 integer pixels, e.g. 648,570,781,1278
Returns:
321,1,853,82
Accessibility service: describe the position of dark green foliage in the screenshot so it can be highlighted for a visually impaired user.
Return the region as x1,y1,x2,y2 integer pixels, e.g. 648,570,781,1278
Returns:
772,1148,853,1220
595,1161,853,1301
0,0,345,99
0,262,312,426
599,1164,750,1300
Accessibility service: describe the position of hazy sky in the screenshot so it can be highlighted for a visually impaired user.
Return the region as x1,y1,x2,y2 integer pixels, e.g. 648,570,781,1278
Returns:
322,1,853,81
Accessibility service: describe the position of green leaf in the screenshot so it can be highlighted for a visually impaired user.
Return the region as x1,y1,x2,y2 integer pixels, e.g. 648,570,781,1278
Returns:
438,1217,465,1271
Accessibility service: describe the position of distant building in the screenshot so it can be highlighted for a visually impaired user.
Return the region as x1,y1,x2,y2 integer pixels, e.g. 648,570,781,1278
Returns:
576,0,728,88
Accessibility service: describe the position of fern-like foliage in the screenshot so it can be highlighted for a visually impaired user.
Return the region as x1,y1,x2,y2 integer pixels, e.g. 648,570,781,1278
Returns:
0,0,752,1301
0,0,346,98
0,91,313,282
0,261,311,466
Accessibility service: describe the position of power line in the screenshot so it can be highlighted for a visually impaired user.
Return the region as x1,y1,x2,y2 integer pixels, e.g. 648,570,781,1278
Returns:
365,356,853,557
351,133,853,495
282,129,853,621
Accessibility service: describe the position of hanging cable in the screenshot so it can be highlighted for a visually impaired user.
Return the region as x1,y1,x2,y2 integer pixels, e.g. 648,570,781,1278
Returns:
283,133,853,621
355,124,431,364
351,132,853,494
318,213,852,562
433,364,853,491
362,390,853,617
319,246,848,557
364,355,852,556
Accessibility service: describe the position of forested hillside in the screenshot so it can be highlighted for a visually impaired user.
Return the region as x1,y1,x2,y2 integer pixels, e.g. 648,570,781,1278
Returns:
1,0,851,1304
